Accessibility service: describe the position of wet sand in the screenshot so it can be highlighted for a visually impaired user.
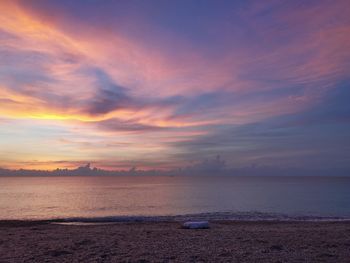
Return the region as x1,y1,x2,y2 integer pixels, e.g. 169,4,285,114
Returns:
0,221,350,262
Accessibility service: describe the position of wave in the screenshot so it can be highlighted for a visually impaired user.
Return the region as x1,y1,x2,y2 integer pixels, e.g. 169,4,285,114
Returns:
52,211,350,224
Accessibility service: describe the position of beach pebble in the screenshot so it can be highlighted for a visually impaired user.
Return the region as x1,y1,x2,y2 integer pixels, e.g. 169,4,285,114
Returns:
182,221,209,229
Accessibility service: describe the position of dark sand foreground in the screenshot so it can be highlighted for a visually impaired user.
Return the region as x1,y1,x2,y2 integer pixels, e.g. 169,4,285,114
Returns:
0,221,350,262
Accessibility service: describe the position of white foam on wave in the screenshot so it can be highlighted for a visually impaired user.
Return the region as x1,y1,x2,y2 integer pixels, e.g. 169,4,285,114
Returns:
54,211,350,223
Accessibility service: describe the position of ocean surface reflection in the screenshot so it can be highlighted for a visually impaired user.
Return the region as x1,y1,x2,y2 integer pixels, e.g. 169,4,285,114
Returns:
0,176,350,220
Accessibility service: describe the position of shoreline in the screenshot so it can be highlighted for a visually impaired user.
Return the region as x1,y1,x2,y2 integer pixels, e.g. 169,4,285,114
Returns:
1,217,350,227
1,220,350,262
1,211,350,225
1,218,350,229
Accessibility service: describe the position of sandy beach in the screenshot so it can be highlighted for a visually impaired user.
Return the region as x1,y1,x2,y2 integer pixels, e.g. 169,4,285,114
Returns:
0,221,349,262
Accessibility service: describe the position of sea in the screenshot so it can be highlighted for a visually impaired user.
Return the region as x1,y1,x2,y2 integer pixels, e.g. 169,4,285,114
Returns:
0,176,350,221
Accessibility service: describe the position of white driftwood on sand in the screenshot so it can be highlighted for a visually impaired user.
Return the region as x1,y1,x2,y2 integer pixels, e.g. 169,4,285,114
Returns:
182,221,209,229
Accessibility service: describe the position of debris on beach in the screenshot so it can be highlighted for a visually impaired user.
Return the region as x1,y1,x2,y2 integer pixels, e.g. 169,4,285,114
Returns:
182,221,209,229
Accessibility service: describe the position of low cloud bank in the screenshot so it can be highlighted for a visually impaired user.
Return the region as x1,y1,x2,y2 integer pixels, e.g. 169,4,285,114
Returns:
1,156,349,177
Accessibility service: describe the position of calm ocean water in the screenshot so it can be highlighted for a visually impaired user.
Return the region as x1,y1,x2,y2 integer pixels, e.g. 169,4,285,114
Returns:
0,176,350,221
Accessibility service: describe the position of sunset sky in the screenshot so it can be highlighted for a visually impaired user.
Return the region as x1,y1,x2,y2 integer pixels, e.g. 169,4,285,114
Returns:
0,0,349,172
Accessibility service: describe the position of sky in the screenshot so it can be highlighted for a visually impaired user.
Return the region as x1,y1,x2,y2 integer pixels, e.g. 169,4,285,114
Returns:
0,0,349,173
